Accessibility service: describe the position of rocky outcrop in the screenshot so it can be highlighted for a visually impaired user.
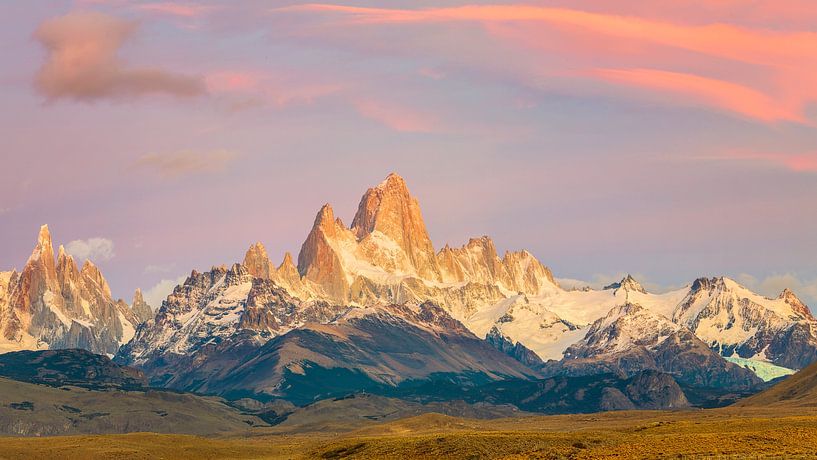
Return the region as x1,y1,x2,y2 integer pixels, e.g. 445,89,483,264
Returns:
603,274,647,295
130,289,153,324
485,326,545,368
0,226,140,355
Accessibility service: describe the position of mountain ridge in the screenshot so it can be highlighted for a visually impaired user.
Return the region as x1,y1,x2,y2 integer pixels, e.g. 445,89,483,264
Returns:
0,226,146,355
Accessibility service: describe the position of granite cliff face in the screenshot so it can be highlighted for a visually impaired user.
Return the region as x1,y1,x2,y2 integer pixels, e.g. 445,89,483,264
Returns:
252,173,562,320
0,226,141,355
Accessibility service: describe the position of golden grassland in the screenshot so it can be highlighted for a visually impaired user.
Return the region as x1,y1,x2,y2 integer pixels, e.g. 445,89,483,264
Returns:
2,408,817,459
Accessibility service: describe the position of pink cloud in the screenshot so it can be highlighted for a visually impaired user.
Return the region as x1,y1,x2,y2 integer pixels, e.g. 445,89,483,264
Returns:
723,152,817,172
274,4,817,124
205,70,342,109
354,99,436,133
206,71,263,92
590,68,802,122
135,2,215,18
34,11,205,101
206,70,435,131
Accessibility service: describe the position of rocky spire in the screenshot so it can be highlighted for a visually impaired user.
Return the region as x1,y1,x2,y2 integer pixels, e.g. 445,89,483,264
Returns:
131,288,154,323
55,244,79,285
243,242,272,279
350,173,441,280
297,204,349,300
81,260,112,298
12,224,60,314
780,288,814,320
29,224,58,289
276,252,301,287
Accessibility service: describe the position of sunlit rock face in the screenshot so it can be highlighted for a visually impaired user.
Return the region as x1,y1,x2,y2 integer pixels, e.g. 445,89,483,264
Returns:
0,225,140,355
130,288,153,324
351,172,443,282
287,173,560,320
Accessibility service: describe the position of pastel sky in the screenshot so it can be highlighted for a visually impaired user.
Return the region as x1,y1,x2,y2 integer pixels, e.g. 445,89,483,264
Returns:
1,1,816,308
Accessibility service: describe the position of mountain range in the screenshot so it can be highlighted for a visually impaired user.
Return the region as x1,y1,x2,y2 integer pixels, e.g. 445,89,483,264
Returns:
0,226,146,355
2,173,816,410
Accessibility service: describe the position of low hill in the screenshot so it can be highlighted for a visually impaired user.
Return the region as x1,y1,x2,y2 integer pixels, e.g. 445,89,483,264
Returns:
0,376,262,436
734,360,817,408
0,349,146,390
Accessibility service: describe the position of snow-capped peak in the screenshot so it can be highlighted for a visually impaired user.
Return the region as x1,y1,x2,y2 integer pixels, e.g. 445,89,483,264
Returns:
604,274,647,294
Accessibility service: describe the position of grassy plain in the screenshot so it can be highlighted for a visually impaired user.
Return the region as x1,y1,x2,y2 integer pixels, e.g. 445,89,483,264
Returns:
2,407,817,459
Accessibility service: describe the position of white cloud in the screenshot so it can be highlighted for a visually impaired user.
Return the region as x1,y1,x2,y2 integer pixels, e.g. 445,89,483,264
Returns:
142,275,187,308
65,237,115,262
554,277,592,290
144,263,175,274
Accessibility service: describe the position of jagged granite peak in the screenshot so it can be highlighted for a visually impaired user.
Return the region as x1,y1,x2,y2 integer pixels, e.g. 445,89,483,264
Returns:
243,242,272,280
436,236,558,294
0,226,141,355
24,224,59,304
350,173,442,281
278,252,296,272
80,260,112,298
604,274,647,294
131,288,153,324
297,204,349,300
286,174,560,315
